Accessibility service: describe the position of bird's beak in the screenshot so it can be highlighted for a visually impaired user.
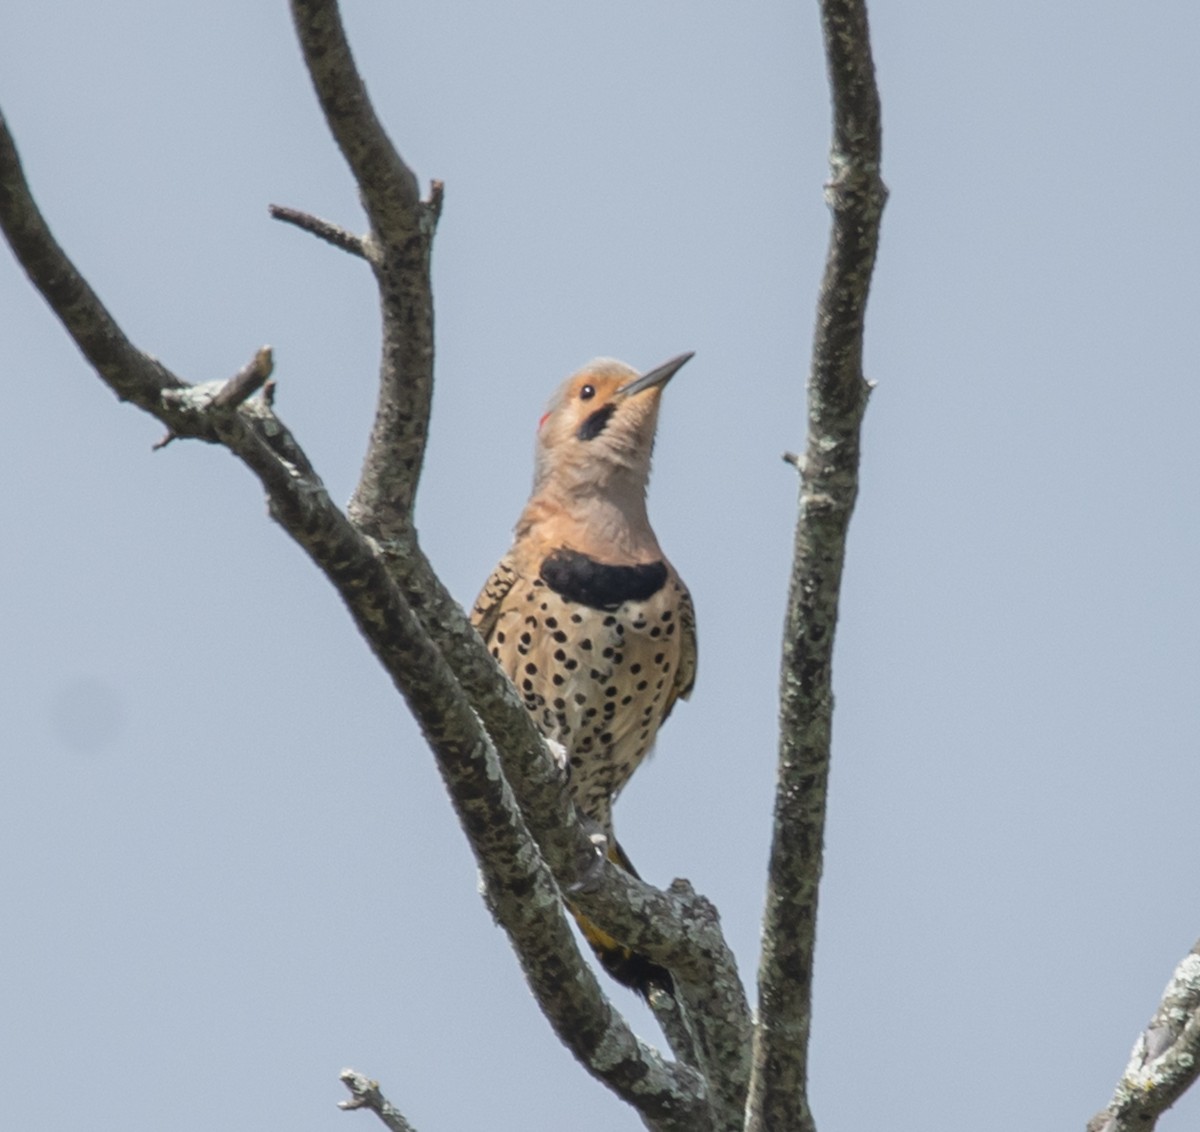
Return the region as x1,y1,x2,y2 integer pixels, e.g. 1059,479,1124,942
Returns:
616,351,694,398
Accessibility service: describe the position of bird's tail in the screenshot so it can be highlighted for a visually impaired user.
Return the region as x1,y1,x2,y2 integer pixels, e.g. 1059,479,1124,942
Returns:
568,839,674,999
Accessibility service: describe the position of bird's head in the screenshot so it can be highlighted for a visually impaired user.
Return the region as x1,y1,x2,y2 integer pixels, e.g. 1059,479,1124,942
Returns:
532,352,693,501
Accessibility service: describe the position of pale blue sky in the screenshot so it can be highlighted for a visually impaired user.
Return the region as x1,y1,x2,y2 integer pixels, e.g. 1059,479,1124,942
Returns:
3,3,1199,1130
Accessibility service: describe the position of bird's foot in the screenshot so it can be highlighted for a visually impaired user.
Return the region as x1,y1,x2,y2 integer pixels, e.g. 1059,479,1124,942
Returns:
543,737,569,775
565,816,609,894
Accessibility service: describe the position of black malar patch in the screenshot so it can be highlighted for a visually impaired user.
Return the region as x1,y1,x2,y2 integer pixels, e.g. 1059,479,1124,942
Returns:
576,403,616,441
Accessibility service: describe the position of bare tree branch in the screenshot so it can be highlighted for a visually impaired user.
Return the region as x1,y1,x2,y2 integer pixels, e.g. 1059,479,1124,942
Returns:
339,1070,419,1132
746,0,886,1129
1089,939,1200,1132
269,203,367,258
0,112,184,409
210,346,275,408
288,0,419,223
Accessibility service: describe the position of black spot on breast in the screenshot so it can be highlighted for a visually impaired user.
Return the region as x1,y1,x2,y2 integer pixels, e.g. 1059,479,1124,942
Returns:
576,402,616,441
539,548,668,611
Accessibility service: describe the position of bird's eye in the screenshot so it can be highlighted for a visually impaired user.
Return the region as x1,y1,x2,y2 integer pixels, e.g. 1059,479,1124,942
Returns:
580,384,595,401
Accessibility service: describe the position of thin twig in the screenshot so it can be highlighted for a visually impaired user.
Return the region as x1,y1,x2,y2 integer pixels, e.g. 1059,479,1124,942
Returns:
152,347,274,449
339,1070,418,1132
269,203,367,259
211,346,274,408
427,179,444,224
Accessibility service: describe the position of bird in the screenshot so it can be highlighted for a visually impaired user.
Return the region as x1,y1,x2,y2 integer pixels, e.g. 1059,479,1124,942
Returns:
471,352,697,996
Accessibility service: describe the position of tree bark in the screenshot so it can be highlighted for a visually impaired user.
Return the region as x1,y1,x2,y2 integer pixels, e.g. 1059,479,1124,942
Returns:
746,1,886,1129
1089,940,1200,1132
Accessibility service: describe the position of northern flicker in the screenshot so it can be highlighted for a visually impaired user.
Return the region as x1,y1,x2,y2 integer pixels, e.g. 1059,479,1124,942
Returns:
471,353,697,996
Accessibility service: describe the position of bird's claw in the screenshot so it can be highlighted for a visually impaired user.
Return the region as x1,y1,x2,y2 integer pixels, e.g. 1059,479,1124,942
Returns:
565,816,610,894
544,738,569,774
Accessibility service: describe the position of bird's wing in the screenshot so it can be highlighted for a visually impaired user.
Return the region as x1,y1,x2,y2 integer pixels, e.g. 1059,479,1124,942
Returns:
662,582,697,721
470,553,520,641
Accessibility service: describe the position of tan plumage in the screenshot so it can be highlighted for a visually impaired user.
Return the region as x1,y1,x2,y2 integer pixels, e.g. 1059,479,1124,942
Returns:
471,353,696,994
